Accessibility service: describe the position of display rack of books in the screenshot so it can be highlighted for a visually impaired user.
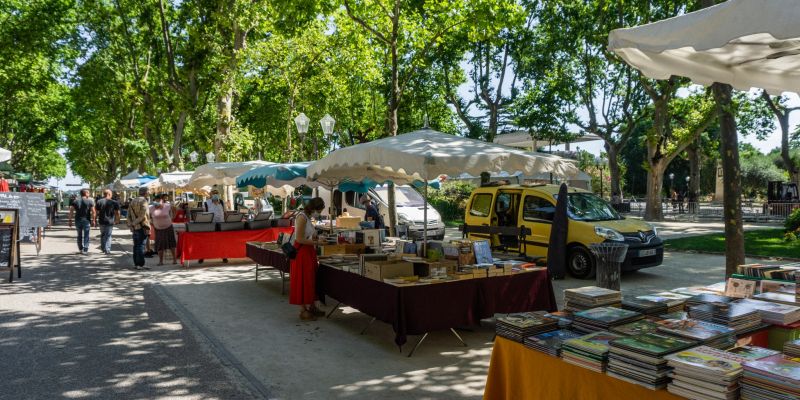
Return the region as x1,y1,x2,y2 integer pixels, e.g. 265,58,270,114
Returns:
741,354,800,399
563,286,622,311
561,331,624,373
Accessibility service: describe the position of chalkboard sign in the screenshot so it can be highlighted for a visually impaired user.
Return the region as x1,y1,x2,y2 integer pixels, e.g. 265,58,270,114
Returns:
0,227,12,268
0,192,48,233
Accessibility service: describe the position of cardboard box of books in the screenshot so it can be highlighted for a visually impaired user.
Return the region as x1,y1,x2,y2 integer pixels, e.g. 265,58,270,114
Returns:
320,243,366,255
364,261,413,281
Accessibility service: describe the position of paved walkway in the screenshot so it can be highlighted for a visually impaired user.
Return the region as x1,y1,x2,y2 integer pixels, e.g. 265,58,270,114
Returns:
3,217,768,399
0,222,258,400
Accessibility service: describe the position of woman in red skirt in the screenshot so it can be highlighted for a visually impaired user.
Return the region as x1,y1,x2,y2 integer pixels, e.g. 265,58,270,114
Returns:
289,197,326,321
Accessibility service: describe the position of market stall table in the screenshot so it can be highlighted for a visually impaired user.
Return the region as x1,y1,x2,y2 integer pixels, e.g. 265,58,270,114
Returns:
483,337,682,400
246,242,290,294
177,227,293,266
316,264,556,355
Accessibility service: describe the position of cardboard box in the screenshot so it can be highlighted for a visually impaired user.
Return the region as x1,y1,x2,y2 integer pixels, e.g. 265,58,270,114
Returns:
336,216,362,229
364,261,414,281
458,253,476,266
472,269,488,279
487,269,504,278
320,244,366,256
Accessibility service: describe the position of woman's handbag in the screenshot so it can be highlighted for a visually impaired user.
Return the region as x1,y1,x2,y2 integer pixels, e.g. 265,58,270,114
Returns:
281,232,297,259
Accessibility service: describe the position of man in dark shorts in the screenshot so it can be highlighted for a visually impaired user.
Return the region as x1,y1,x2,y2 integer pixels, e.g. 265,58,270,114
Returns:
69,189,96,255
95,189,121,255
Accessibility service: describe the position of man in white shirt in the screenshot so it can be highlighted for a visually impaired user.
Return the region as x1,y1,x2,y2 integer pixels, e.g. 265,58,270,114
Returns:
200,188,227,264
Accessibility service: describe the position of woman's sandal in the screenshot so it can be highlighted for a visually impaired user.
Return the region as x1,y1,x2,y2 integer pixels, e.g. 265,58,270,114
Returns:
300,310,317,321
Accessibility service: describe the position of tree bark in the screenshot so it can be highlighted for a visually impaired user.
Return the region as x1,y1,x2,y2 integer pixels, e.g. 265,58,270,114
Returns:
687,142,701,204
712,82,744,276
172,110,187,171
605,142,622,203
645,163,665,220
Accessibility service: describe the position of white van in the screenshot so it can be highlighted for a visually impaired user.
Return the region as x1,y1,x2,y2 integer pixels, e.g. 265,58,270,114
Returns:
318,185,446,240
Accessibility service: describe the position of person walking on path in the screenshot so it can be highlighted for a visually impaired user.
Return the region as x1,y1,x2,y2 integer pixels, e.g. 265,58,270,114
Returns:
95,189,120,255
289,197,327,321
127,187,152,270
199,189,227,264
149,194,177,265
69,189,96,255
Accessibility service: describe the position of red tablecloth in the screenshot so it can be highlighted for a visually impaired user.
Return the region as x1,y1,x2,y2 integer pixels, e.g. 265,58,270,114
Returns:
177,228,294,263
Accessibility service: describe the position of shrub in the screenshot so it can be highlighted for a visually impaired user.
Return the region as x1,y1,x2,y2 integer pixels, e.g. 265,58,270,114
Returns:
784,232,797,243
785,208,800,232
426,181,476,222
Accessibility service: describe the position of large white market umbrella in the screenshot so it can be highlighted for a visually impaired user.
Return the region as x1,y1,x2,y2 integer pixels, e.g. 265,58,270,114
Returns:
0,147,11,163
307,128,580,183
607,0,800,94
308,128,580,242
157,171,194,190
185,161,272,190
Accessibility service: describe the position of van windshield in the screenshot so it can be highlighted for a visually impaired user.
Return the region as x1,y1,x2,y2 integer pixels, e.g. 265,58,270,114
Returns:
373,186,425,207
561,193,621,221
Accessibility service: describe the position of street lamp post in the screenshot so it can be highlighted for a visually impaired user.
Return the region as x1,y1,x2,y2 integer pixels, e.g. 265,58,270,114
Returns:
669,172,675,194
189,151,198,164
595,157,606,199
294,113,310,158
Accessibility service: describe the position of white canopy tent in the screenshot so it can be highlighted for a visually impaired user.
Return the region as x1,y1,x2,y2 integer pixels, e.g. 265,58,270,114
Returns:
185,161,272,190
0,147,10,163
156,171,194,191
308,128,581,242
607,0,800,272
608,0,800,94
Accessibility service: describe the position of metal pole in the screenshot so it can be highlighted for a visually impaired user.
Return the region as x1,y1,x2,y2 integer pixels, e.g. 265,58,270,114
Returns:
423,181,428,257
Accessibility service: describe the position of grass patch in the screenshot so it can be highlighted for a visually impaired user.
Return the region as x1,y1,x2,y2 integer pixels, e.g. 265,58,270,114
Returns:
664,229,800,259
444,219,464,228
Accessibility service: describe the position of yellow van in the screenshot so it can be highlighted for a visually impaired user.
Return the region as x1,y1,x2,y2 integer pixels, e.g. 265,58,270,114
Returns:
464,184,662,279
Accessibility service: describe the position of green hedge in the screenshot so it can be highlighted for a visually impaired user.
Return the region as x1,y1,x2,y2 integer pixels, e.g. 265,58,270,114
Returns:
427,181,475,222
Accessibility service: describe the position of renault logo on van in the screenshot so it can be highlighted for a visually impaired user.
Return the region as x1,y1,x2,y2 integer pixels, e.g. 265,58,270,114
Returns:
639,231,647,242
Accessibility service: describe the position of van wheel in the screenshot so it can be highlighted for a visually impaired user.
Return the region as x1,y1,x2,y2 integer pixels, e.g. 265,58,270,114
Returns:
568,246,596,279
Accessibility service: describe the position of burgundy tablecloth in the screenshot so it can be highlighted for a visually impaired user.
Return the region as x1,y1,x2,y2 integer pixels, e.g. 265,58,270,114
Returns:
316,265,556,347
245,243,291,273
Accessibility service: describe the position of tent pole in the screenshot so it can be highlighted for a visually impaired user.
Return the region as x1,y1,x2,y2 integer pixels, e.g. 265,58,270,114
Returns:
423,181,428,257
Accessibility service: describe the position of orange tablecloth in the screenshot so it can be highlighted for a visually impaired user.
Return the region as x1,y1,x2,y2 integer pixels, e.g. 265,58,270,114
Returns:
177,227,293,263
483,337,682,400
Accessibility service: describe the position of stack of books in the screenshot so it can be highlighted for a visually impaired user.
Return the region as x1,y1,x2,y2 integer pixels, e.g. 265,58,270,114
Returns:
735,298,800,325
495,312,558,342
655,318,736,349
523,329,582,357
571,307,643,333
786,339,800,358
741,354,800,399
737,264,779,278
610,319,660,336
753,291,800,306
712,303,763,335
561,331,624,373
607,333,698,390
664,345,746,400
689,301,762,334
726,345,780,362
635,292,690,313
621,297,668,316
563,286,621,312
686,293,735,308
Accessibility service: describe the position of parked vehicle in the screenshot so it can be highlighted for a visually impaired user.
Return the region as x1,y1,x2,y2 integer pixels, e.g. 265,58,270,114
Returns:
318,185,446,240
464,184,663,279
